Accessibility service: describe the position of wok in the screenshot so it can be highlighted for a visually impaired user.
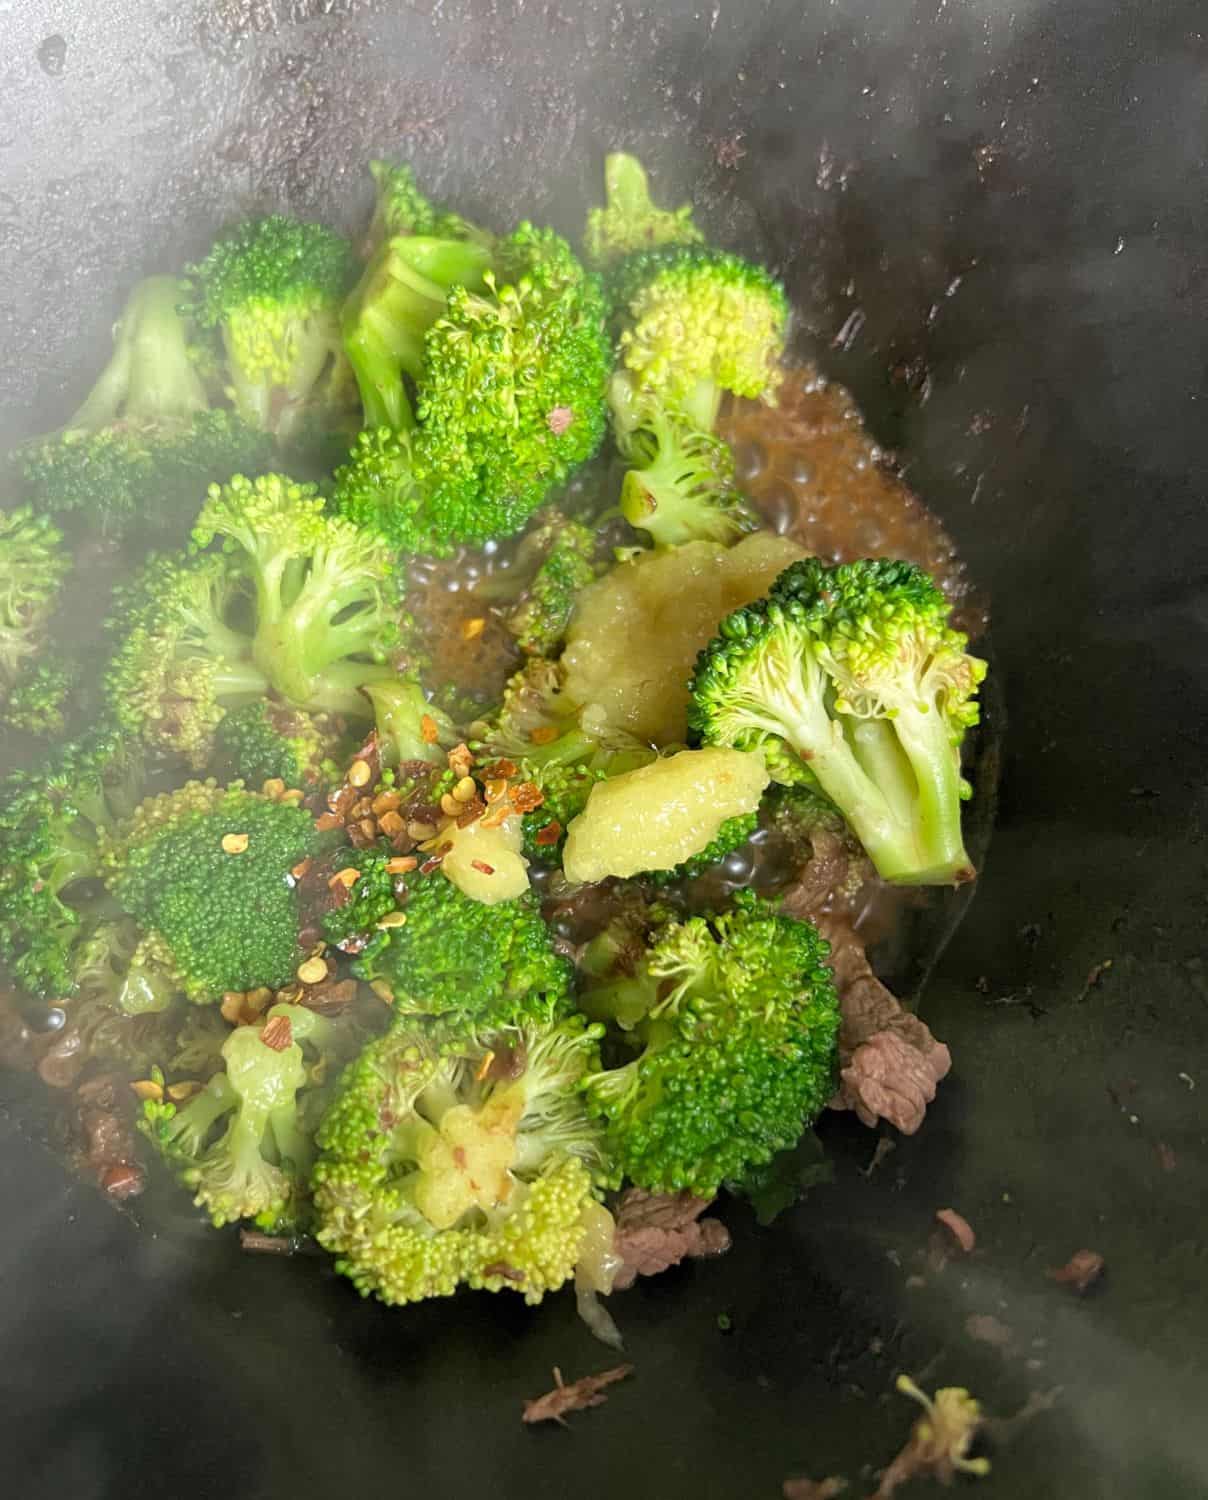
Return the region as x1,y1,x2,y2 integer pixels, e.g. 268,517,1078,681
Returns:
2,2,1206,1496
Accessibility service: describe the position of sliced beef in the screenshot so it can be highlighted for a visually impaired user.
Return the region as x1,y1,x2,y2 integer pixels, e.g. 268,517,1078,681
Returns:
611,1188,732,1290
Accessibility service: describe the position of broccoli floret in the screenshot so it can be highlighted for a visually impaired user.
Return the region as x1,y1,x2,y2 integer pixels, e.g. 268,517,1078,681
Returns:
312,1015,609,1306
210,700,346,790
645,810,758,886
141,1002,338,1229
609,378,755,548
0,727,143,997
0,506,71,695
607,244,788,547
192,472,403,717
362,160,496,261
103,780,320,1003
1,652,80,737
360,675,455,767
182,217,359,439
583,152,704,268
106,474,406,765
103,550,268,766
334,222,610,554
353,871,572,1030
580,891,839,1196
689,557,986,886
498,511,600,657
18,278,274,545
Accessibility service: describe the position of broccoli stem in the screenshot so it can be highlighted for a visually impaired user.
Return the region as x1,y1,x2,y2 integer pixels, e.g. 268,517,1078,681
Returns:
343,236,493,430
71,277,209,432
885,703,975,884
361,676,451,765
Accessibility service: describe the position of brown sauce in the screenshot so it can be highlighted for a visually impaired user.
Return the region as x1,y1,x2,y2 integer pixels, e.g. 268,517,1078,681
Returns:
721,363,989,638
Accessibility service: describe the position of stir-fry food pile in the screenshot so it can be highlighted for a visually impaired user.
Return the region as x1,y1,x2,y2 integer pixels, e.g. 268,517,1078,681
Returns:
0,155,987,1328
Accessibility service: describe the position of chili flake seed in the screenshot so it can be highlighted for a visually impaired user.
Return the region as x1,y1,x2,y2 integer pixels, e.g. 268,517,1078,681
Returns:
290,858,312,880
329,867,362,891
221,832,249,855
376,910,408,929
453,775,478,803
461,616,486,641
279,788,305,805
348,759,372,788
378,810,406,837
260,1014,294,1052
275,985,302,1006
407,820,437,842
440,793,461,817
471,859,495,876
530,725,559,745
314,811,342,832
420,715,440,746
448,743,473,778
358,818,378,841
475,1051,496,1082
167,1081,202,1103
385,855,418,875
372,790,402,815
261,777,286,800
510,781,544,814
297,956,329,985
220,991,246,1024
130,1079,164,1103
534,820,563,847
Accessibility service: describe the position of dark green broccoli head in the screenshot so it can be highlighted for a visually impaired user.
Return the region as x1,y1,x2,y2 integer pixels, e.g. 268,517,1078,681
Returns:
354,872,573,1030
104,780,321,1003
313,1014,608,1307
583,152,703,269
0,726,143,997
0,506,71,690
689,557,986,886
182,216,359,437
1,653,81,737
337,224,611,554
581,891,840,1196
210,700,346,790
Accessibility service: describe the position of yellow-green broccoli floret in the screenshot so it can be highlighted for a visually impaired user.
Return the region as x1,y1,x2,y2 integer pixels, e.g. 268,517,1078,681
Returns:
583,152,704,269
104,780,320,1003
689,557,986,886
0,506,71,694
312,1016,609,1307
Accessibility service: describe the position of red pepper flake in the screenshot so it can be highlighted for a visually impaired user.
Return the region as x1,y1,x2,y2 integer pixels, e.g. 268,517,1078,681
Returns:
546,405,574,436
471,859,495,876
483,758,518,780
100,1163,145,1200
259,1014,294,1052
530,725,559,746
420,714,440,745
483,1261,526,1283
509,781,545,814
1047,1248,1105,1294
419,855,444,875
534,820,563,847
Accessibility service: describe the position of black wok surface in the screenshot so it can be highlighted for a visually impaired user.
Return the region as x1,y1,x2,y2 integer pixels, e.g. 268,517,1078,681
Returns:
2,3,1206,1496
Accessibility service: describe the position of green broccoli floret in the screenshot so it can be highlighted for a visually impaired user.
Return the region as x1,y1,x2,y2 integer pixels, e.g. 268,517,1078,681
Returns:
0,726,143,998
583,151,704,268
182,217,359,439
498,511,600,657
645,810,758,886
312,1015,610,1306
580,891,839,1196
361,160,496,261
210,700,347,790
360,675,455,767
607,243,788,547
1,652,80,736
18,278,274,545
103,550,268,766
689,557,986,886
334,220,610,554
141,1002,338,1228
0,506,71,695
320,846,404,953
103,780,321,1003
353,871,572,1030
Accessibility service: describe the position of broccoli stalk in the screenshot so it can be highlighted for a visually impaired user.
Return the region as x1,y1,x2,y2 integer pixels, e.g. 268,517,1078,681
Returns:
18,278,274,544
581,892,839,1196
360,676,455,766
689,557,986,886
